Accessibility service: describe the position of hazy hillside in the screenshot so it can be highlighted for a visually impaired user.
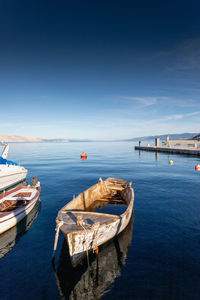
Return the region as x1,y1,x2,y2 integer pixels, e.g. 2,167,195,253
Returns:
0,133,199,143
192,134,200,140
0,134,44,142
125,133,199,142
0,134,69,142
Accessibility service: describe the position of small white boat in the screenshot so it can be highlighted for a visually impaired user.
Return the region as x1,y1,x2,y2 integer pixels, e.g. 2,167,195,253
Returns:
0,142,28,191
0,178,41,234
0,200,41,258
53,177,134,266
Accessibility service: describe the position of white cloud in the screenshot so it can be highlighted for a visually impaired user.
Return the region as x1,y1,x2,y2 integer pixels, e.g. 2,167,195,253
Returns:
120,96,167,106
163,111,200,121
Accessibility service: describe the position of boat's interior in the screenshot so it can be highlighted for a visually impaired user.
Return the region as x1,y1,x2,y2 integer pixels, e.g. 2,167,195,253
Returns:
0,188,36,213
61,178,130,212
0,199,24,212
58,178,133,231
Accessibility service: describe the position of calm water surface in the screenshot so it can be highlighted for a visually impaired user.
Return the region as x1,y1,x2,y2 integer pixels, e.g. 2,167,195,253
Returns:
0,142,200,300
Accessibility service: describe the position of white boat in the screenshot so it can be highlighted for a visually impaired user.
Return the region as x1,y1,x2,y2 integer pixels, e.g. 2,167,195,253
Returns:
0,178,41,234
0,142,28,191
0,200,41,258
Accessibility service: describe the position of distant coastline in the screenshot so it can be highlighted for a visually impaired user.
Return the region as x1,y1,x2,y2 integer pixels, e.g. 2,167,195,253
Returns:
0,134,69,143
0,132,199,143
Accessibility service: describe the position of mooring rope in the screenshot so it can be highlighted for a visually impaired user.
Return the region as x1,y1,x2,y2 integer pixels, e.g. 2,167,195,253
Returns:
79,222,90,268
78,218,100,268
52,216,100,269
52,220,64,262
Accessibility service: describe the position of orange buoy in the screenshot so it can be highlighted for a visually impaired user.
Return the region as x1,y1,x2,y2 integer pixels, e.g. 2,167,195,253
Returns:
195,164,200,171
81,156,87,160
80,152,87,159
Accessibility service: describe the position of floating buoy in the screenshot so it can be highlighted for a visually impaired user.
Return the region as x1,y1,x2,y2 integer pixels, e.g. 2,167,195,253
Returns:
81,156,87,160
169,160,174,165
80,152,87,159
195,164,200,171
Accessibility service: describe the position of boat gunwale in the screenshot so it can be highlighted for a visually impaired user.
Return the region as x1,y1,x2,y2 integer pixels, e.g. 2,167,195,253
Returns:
0,185,30,200
58,210,121,219
58,177,130,212
0,186,41,220
57,179,134,236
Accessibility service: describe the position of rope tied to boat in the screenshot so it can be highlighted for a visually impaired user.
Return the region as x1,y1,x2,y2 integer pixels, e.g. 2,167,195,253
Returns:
76,216,91,267
52,220,64,262
92,222,100,254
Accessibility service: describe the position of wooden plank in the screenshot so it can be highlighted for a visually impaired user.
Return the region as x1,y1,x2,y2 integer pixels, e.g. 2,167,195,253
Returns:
95,198,125,203
0,203,16,212
106,186,124,191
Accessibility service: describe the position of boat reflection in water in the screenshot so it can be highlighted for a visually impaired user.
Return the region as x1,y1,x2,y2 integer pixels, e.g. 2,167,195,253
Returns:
54,214,134,300
0,200,41,258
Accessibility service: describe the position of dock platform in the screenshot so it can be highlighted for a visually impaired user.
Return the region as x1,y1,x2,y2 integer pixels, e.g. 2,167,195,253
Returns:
135,145,200,156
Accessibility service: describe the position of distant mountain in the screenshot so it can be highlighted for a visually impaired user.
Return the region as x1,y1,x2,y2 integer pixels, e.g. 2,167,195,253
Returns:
44,138,69,142
192,134,200,140
0,134,69,143
0,134,44,142
0,134,98,143
125,133,199,142
1,133,199,143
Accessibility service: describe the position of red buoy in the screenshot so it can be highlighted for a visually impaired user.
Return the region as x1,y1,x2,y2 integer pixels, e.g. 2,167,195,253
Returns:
80,152,87,159
195,164,200,171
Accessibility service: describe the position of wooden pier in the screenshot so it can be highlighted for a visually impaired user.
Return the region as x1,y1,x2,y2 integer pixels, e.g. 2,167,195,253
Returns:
135,136,200,156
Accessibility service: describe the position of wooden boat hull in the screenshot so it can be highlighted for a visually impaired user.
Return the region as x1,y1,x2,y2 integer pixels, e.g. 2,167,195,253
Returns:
55,215,134,299
65,209,133,266
0,185,41,234
57,178,134,266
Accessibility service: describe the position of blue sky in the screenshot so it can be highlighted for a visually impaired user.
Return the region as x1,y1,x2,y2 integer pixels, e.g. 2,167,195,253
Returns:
0,0,200,140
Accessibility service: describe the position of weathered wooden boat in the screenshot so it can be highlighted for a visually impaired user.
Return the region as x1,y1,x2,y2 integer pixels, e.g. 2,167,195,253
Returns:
0,177,41,234
53,177,134,267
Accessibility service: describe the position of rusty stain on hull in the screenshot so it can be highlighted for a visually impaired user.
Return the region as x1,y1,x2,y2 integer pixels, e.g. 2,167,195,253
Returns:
56,177,134,266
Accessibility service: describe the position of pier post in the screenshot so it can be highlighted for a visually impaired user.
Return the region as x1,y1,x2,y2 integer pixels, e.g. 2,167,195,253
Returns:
155,138,160,147
166,135,169,146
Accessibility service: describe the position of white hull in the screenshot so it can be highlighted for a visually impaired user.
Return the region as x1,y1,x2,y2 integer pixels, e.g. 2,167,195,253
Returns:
0,201,40,258
0,199,38,234
0,185,41,234
0,165,28,191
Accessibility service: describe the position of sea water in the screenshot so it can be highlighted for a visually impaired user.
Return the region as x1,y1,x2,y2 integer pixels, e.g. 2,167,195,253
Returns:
0,142,200,300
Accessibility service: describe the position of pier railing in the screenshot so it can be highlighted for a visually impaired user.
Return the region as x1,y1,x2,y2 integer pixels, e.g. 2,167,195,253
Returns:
135,137,200,156
166,139,200,148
